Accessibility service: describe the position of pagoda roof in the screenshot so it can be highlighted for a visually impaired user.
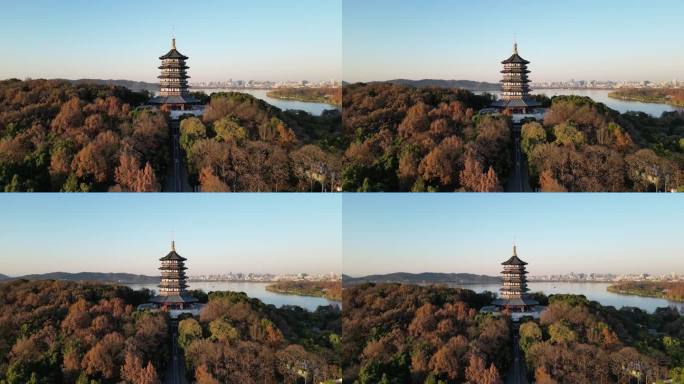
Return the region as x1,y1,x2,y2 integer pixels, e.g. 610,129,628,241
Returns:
501,245,528,265
149,95,198,105
149,294,197,304
501,43,530,64
159,241,187,261
491,98,541,108
492,297,539,307
159,38,189,60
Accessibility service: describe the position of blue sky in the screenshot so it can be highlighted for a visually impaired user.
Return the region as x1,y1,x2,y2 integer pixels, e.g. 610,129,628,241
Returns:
343,0,684,82
342,194,684,277
0,194,341,276
0,0,341,82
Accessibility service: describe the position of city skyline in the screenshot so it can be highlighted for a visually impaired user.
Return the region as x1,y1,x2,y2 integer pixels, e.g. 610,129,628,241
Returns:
0,0,341,83
342,194,684,277
0,194,341,276
343,0,684,83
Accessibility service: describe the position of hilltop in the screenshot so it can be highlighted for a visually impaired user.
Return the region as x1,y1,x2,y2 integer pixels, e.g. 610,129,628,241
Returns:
343,272,501,286
381,78,501,91
6,271,158,284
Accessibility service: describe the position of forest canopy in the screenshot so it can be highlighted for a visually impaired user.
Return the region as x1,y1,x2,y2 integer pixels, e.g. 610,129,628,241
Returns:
523,95,684,192
342,83,684,192
0,79,167,192
342,283,507,384
177,291,340,383
341,83,505,192
179,92,343,192
342,283,684,384
0,279,165,384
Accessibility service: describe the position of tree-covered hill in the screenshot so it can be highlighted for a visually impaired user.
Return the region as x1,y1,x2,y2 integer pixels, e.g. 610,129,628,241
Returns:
179,91,343,192
342,83,506,192
520,294,684,383
177,291,341,383
0,279,167,383
522,95,684,191
342,272,501,286
0,79,168,192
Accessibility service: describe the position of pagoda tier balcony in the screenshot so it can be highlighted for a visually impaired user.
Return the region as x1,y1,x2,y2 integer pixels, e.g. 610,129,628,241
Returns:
501,69,530,74
159,284,189,290
159,285,189,290
501,285,529,291
502,265,527,271
161,59,188,66
159,73,189,79
159,65,189,71
502,281,528,286
159,79,188,88
501,270,528,275
159,265,188,271
502,89,531,94
161,273,187,279
501,77,530,83
159,73,188,77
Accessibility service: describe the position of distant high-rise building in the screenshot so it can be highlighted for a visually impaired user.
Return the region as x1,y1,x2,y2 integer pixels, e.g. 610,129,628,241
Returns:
149,38,198,110
492,43,540,113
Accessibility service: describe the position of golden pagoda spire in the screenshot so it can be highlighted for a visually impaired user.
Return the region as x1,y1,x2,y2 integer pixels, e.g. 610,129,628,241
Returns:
171,240,176,252
172,37,176,50
513,244,517,256
513,41,518,55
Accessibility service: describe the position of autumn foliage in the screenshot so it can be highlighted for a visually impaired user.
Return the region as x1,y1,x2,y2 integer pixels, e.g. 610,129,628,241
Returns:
520,294,684,383
342,83,507,191
342,283,506,383
179,92,342,191
177,291,341,383
0,279,166,383
0,79,168,191
523,95,684,191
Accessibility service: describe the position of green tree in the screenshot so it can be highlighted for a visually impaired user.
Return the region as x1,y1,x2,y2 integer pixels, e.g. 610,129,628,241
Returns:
178,318,202,351
552,123,585,147
213,117,247,143
548,321,576,344
209,318,239,343
519,321,543,354
521,122,547,157
179,117,207,152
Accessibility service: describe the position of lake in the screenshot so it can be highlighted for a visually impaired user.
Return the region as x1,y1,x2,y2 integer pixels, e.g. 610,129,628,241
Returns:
482,89,682,117
447,282,683,313
193,88,338,116
126,281,340,312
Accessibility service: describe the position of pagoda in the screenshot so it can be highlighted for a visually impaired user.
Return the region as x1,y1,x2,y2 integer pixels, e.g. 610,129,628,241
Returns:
149,241,197,310
492,245,539,311
149,38,197,110
492,43,540,113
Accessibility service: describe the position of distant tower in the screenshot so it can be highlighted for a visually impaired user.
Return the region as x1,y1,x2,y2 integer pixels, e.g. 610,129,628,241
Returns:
492,245,539,310
492,43,540,113
149,38,197,110
149,241,197,309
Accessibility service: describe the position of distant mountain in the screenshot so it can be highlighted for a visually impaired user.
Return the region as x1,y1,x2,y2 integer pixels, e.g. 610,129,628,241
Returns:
343,272,501,286
0,273,10,281
7,272,159,284
58,78,159,93
378,79,501,92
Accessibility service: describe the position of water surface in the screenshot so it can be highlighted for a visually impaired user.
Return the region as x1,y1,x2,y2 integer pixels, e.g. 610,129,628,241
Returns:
127,281,340,312
447,281,683,313
482,89,682,117
193,88,338,116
